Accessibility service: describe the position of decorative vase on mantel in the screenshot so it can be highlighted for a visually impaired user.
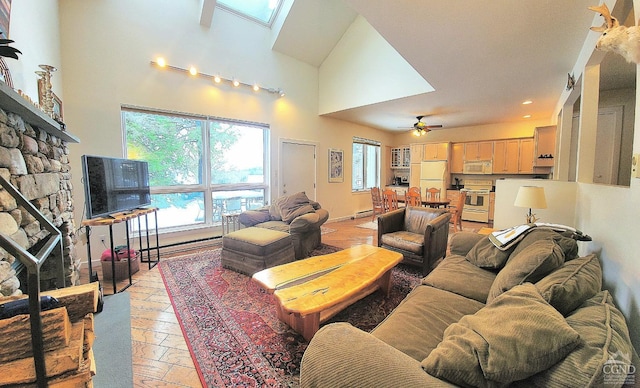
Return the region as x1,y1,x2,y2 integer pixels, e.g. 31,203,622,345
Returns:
36,64,57,117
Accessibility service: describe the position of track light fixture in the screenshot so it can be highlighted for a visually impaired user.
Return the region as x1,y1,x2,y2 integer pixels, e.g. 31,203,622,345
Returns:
150,57,285,97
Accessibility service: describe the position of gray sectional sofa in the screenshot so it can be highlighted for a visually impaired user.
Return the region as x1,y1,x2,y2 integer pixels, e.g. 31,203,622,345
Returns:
300,229,638,387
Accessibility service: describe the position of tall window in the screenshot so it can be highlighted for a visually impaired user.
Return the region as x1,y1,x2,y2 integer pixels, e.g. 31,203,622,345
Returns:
352,137,380,191
123,108,268,231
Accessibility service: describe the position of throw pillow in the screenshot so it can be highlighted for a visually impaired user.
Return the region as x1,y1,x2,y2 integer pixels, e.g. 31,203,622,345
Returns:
510,228,578,262
274,192,316,223
449,232,485,257
422,283,581,386
535,254,602,316
517,290,634,387
487,239,564,303
465,235,513,269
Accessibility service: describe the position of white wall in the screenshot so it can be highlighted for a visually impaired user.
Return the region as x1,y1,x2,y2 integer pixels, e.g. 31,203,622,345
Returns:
319,15,433,115
6,0,61,101
54,0,396,253
494,179,578,230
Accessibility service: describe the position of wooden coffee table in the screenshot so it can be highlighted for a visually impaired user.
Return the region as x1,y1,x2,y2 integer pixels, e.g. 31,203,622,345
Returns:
252,245,403,341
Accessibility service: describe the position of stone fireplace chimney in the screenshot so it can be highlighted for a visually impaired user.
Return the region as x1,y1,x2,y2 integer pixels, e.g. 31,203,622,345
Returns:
0,83,80,296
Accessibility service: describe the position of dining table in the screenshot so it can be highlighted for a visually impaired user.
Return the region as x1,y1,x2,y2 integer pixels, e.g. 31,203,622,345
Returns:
397,195,451,209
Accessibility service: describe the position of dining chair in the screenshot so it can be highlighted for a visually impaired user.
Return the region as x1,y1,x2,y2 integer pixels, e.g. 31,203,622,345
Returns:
426,187,441,201
370,187,385,221
404,188,422,207
382,189,399,212
448,191,467,231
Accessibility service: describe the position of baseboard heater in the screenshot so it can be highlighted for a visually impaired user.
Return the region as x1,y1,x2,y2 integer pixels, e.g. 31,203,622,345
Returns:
352,209,373,219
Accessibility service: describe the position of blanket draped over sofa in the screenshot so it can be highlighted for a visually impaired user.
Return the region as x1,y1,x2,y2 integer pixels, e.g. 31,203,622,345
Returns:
300,229,639,387
238,192,329,259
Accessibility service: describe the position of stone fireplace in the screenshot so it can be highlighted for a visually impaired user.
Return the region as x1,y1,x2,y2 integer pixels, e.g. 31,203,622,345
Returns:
0,83,80,297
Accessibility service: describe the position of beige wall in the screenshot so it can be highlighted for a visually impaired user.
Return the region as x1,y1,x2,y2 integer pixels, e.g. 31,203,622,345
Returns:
6,0,62,101
55,0,398,251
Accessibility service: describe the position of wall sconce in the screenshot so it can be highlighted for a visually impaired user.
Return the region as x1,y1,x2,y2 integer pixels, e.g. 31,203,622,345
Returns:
514,186,547,224
151,57,285,97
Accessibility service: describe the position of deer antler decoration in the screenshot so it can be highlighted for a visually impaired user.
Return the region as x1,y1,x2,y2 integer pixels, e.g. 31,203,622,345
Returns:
589,3,640,64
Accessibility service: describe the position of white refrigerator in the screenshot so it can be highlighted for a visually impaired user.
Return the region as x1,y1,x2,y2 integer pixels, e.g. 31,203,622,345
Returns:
420,161,449,197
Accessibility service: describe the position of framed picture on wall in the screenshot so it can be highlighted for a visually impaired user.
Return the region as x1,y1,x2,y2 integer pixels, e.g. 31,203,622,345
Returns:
329,148,344,183
52,92,63,121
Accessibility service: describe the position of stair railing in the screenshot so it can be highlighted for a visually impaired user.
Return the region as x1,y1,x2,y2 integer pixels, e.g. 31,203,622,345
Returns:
0,175,66,387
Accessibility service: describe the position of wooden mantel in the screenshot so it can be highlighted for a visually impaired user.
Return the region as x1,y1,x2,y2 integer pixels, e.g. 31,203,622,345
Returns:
0,81,79,143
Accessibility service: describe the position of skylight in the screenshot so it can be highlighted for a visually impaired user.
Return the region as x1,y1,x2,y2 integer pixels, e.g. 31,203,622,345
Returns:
217,0,282,27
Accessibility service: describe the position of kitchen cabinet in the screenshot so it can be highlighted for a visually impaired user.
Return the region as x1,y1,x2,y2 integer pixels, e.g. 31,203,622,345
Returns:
450,143,464,173
518,138,535,173
534,125,556,167
391,146,410,168
464,141,493,161
493,139,520,174
423,142,449,161
410,143,423,163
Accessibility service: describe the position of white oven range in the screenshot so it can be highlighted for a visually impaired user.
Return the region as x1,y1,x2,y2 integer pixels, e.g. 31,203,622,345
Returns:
460,179,492,223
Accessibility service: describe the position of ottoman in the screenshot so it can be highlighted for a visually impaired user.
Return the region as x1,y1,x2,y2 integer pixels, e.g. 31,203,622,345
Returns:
221,227,295,275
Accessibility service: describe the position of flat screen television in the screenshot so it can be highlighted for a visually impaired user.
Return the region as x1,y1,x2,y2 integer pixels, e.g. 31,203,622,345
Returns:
81,155,151,219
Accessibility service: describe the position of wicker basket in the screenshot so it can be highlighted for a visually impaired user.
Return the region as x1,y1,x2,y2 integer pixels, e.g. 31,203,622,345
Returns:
101,253,140,281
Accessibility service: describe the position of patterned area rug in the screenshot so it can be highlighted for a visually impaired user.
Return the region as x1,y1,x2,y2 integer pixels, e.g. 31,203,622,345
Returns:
158,244,422,387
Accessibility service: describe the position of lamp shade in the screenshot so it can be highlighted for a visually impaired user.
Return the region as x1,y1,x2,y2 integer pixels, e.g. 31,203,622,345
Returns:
514,186,547,209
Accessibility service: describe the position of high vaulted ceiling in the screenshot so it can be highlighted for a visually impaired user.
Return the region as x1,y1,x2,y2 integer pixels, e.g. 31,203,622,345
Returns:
203,0,635,133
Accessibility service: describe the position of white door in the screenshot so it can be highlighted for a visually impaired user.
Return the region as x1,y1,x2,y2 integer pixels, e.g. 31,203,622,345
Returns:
572,106,623,185
281,141,316,200
593,106,622,185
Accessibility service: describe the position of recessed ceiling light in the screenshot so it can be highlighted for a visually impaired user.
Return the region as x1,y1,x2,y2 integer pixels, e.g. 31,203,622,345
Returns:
523,114,532,119
522,100,533,105
189,66,197,76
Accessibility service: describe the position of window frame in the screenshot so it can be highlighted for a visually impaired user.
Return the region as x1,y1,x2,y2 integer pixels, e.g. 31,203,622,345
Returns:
351,137,381,193
121,106,269,233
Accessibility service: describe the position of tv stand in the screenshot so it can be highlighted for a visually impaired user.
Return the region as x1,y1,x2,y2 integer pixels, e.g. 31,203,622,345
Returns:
82,207,160,294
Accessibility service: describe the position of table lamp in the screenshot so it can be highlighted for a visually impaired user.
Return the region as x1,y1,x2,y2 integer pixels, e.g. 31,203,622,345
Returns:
514,186,547,224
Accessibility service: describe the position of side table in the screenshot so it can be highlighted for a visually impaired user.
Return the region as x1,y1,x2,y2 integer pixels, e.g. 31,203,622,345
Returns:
82,207,160,294
221,213,241,235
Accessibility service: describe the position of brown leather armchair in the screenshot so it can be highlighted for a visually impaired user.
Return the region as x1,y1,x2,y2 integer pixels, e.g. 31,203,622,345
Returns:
377,206,451,275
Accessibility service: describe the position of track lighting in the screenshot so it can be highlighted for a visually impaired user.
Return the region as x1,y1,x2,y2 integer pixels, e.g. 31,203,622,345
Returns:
150,58,285,97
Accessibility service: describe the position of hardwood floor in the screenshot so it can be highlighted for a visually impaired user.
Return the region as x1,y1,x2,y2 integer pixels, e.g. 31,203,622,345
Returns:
87,216,487,387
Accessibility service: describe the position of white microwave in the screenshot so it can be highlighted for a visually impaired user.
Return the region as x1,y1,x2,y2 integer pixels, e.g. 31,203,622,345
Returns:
463,161,493,174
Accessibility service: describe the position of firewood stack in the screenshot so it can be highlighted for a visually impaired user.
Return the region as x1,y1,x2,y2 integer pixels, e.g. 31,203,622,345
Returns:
0,282,100,387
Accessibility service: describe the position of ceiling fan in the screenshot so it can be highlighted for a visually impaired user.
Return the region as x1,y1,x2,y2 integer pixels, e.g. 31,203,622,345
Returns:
404,116,443,136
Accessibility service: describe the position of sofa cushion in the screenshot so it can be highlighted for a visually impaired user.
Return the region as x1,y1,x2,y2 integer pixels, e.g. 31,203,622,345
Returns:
487,239,564,303
422,254,496,303
380,231,423,255
509,228,578,262
273,192,316,223
254,220,290,233
536,254,602,316
517,290,634,387
466,235,513,269
449,232,485,257
371,285,484,362
238,209,271,227
422,283,581,386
